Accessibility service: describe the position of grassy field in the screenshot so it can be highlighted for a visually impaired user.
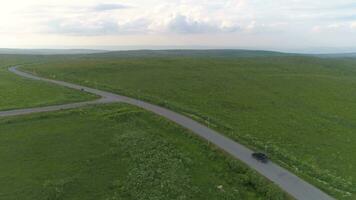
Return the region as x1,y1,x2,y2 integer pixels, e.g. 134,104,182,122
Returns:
0,103,289,200
0,55,96,111
23,51,356,199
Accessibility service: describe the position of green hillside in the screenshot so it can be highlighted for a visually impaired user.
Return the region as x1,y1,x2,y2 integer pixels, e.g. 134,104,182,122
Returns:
23,52,356,199
0,104,289,200
0,55,96,111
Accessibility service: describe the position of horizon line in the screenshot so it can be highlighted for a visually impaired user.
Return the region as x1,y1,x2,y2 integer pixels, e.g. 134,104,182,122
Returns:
1,46,356,55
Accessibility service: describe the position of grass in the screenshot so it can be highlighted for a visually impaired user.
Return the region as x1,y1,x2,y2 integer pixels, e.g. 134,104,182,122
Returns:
0,55,97,111
0,103,289,200
23,52,356,199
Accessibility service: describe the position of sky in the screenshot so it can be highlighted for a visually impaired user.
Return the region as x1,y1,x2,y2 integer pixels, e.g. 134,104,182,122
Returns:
1,0,356,52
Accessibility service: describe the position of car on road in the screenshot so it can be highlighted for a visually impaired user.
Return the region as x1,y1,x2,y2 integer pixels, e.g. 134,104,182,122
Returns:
252,152,269,163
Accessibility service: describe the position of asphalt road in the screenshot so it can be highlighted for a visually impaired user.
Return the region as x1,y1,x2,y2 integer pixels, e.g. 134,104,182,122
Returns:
1,66,335,200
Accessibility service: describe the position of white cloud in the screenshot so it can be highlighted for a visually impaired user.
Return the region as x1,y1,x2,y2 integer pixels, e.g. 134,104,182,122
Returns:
311,22,356,33
1,0,356,49
44,13,240,36
351,22,356,29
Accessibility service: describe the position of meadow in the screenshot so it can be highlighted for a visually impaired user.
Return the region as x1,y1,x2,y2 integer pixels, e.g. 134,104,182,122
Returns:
0,55,96,111
0,103,288,200
23,51,356,199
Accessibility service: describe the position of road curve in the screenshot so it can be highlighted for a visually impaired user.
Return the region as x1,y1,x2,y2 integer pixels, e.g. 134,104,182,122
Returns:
1,66,335,200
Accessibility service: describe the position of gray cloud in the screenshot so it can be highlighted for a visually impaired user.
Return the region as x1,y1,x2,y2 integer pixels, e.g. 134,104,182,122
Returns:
92,3,130,12
167,14,240,34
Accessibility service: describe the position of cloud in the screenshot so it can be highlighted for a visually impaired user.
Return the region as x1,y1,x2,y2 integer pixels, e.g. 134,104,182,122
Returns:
167,15,216,34
44,12,240,36
92,3,130,12
311,21,356,33
118,18,150,34
2,0,356,49
165,14,240,34
46,17,150,36
351,22,356,29
47,19,119,35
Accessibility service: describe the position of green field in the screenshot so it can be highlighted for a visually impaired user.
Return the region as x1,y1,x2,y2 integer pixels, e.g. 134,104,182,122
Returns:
23,51,356,199
0,103,288,200
0,55,96,111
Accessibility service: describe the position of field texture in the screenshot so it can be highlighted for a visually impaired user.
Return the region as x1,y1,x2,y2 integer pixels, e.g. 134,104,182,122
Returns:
24,53,356,199
0,104,288,200
0,55,96,111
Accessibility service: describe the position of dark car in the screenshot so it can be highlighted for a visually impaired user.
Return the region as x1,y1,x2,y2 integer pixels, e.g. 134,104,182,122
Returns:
252,152,269,163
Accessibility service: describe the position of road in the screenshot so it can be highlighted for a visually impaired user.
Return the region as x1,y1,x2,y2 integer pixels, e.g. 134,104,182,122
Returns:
1,66,335,200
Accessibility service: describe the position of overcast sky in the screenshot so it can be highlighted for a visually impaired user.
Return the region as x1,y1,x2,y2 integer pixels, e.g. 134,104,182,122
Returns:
1,0,356,52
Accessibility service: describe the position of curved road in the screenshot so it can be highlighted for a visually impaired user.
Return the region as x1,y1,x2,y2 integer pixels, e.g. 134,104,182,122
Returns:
1,66,335,200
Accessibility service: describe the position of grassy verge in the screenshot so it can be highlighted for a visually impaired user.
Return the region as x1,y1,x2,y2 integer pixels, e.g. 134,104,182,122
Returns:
0,103,290,200
0,55,97,111
23,55,356,199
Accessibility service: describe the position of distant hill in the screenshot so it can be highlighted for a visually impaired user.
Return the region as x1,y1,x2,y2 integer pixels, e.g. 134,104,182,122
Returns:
314,53,356,58
0,48,108,55
93,49,292,58
2,48,355,58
